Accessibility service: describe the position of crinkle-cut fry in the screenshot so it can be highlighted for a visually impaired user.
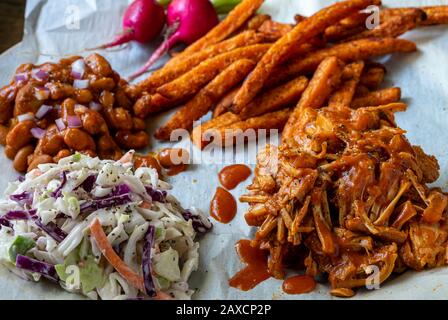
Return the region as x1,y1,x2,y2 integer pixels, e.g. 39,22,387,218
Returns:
238,76,309,119
324,11,370,42
213,87,239,118
257,20,294,41
381,6,448,26
174,0,265,60
269,38,416,86
232,0,380,113
154,59,256,141
283,57,344,142
214,108,292,147
191,112,242,149
156,44,271,102
346,8,425,41
328,60,365,108
360,64,386,90
351,87,401,108
137,31,265,93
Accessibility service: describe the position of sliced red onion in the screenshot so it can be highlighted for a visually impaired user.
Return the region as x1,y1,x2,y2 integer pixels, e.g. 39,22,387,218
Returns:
55,118,66,132
35,104,52,120
89,101,102,112
71,59,86,79
67,115,82,128
34,86,50,100
31,127,46,139
32,69,49,82
17,113,34,123
15,73,28,83
73,79,90,89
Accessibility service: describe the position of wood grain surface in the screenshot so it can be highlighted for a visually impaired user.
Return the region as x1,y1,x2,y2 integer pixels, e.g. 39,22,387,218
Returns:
0,0,26,53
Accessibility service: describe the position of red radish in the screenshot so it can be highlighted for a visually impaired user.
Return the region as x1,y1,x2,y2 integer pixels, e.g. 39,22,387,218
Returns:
128,0,219,80
93,0,166,50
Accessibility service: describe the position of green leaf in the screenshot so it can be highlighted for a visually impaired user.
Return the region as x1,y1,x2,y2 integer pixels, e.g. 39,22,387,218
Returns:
8,236,35,263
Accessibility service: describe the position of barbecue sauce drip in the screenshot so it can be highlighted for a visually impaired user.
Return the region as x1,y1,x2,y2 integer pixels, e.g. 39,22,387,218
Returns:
134,155,162,176
210,187,237,223
282,275,316,295
229,240,270,291
157,148,189,176
218,164,252,190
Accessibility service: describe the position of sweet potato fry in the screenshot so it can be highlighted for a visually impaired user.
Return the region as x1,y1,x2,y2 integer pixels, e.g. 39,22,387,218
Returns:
294,14,307,24
192,112,242,149
269,38,416,86
245,14,272,31
354,84,370,97
257,20,294,41
157,44,271,103
155,59,256,141
351,87,401,108
347,8,425,41
133,93,174,118
283,57,344,142
232,0,380,113
214,108,292,147
177,0,265,58
381,6,448,26
328,60,365,108
360,63,386,90
213,87,239,118
324,11,370,42
137,31,264,93
238,76,309,119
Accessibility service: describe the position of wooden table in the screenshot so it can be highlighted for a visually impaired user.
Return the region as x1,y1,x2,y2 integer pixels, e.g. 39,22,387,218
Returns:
0,0,26,53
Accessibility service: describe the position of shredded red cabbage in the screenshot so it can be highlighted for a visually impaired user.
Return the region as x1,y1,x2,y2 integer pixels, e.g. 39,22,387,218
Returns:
145,186,167,203
4,209,37,220
0,217,12,229
10,191,33,206
80,194,133,214
34,219,67,243
108,184,132,197
52,171,67,198
142,225,156,297
78,175,96,193
182,210,212,234
15,254,58,282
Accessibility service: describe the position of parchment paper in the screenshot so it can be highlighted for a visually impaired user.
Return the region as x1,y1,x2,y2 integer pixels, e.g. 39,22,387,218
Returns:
0,0,448,300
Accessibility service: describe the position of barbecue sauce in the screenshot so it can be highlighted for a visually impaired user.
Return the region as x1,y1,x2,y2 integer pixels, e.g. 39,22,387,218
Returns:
282,275,316,295
157,148,189,176
229,240,271,291
218,164,252,190
210,187,237,223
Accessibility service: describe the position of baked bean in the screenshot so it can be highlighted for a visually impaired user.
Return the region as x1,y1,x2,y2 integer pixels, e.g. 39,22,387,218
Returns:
98,134,123,160
13,145,35,173
115,89,132,110
0,98,13,124
107,107,133,131
115,130,149,149
14,83,43,117
85,54,113,77
74,89,93,104
78,109,108,135
39,125,65,156
133,117,146,131
0,125,10,146
123,84,142,100
5,145,17,160
27,154,53,172
61,98,76,121
64,128,96,151
90,78,115,91
6,120,34,150
99,91,115,108
60,56,83,67
47,82,74,100
53,149,72,163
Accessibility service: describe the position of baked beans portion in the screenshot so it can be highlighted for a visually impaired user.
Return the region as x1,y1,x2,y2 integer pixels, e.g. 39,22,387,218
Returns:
0,54,149,172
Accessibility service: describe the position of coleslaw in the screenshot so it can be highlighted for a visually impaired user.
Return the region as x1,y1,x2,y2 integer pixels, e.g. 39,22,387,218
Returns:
0,151,212,300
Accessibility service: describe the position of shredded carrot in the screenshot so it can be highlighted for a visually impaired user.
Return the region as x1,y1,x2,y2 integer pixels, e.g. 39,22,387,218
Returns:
139,201,152,209
90,219,172,300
